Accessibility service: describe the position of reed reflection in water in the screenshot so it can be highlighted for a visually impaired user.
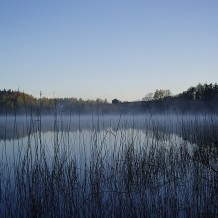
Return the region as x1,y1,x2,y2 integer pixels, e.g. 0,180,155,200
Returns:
0,114,217,217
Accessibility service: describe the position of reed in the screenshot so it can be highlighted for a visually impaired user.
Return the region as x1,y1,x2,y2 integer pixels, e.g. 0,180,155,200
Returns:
0,110,217,217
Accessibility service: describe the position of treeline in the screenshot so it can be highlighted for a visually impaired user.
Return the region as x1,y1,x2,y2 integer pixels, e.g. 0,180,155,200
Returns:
178,83,218,102
140,83,218,114
0,83,218,115
0,89,109,114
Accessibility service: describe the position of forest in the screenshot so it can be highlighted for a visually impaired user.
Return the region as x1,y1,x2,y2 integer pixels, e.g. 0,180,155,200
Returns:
0,83,217,114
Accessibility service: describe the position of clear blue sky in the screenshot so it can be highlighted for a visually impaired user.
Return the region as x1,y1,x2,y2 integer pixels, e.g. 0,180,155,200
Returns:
0,0,217,101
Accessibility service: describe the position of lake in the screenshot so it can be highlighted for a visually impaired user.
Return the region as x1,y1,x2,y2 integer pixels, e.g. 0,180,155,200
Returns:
0,114,217,217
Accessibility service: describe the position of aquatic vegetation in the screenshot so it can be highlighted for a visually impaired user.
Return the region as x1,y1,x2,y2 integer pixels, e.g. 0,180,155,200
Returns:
0,113,217,217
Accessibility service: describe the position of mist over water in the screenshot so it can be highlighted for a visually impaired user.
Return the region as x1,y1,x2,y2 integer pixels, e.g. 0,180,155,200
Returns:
1,114,218,145
0,113,217,217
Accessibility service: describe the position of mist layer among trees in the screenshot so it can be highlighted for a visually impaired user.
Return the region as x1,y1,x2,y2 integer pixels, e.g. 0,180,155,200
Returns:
0,83,217,114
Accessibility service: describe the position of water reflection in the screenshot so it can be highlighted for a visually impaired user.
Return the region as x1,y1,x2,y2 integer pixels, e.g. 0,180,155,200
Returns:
1,114,217,147
0,114,217,217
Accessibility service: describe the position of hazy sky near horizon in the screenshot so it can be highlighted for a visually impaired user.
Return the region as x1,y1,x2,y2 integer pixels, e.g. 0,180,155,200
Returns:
0,0,217,101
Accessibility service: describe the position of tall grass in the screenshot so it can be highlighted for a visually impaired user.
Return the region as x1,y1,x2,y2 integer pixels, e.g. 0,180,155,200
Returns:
0,112,217,217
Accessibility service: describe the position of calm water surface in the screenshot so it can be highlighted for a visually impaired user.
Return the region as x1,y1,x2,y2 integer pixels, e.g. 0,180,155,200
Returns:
0,114,217,217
